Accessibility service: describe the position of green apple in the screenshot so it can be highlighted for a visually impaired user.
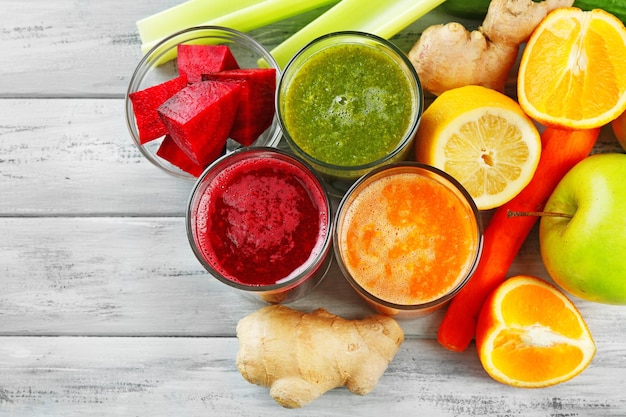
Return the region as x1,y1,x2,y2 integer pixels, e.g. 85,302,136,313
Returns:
612,111,626,152
539,153,626,305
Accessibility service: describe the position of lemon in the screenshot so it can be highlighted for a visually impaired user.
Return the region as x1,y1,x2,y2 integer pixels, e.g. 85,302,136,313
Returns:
415,85,541,210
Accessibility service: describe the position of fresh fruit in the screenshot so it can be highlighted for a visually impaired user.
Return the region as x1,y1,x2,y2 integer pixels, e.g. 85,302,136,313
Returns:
158,80,241,166
128,75,188,144
414,85,541,210
476,275,596,388
611,110,626,152
518,7,626,129
177,44,239,83
437,127,600,353
539,153,626,304
203,68,276,146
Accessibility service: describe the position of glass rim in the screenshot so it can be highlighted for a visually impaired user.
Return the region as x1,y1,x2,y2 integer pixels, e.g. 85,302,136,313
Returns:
333,161,484,311
185,147,334,293
276,30,424,173
125,25,283,180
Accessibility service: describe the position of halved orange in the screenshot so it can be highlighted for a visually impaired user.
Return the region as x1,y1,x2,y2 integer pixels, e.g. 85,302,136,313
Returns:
476,275,596,388
518,7,626,129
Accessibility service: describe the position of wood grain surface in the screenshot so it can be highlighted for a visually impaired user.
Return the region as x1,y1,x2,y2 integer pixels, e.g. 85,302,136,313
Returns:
1,1,625,416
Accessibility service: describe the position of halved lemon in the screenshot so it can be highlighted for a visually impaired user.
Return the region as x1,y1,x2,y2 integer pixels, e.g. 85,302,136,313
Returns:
415,85,541,210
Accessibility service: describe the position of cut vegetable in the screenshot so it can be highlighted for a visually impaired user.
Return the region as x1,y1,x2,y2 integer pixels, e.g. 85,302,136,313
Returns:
177,44,239,83
158,80,241,166
156,135,206,177
138,0,340,55
128,75,188,144
268,0,446,69
203,68,276,146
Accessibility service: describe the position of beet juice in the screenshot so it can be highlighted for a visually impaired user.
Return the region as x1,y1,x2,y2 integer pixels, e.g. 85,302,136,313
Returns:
187,148,332,303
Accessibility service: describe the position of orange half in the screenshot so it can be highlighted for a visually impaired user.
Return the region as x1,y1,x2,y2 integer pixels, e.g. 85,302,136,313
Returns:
518,7,626,129
476,275,596,388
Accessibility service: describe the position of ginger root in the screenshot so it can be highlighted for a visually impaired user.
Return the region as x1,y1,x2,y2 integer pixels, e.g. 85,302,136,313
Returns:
408,0,574,96
235,305,404,408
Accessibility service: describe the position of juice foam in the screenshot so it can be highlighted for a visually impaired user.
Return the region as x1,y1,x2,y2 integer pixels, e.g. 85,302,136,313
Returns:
194,155,328,286
339,171,479,305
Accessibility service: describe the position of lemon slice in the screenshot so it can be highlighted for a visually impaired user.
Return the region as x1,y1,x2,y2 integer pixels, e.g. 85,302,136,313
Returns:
415,85,541,210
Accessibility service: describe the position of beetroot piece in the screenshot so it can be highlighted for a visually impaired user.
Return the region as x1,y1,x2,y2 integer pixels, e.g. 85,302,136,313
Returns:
203,68,276,146
177,44,239,83
129,75,188,144
156,135,208,177
157,80,241,167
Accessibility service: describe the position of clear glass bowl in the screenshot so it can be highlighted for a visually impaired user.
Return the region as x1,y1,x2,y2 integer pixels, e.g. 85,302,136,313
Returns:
277,31,423,196
186,147,333,304
334,163,483,318
126,26,283,179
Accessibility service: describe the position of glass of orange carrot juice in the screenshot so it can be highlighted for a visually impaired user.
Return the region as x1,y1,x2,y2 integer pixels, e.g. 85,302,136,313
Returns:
334,163,483,318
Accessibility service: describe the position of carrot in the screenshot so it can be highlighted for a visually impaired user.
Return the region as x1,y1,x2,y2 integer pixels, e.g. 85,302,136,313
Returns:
437,126,601,352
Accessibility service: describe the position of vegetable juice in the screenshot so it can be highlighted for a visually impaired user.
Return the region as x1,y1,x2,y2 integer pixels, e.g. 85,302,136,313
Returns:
277,32,422,194
281,42,414,166
335,164,482,316
187,149,332,302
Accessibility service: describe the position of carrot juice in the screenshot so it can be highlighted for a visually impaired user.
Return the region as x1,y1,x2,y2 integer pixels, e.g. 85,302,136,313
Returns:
334,164,483,317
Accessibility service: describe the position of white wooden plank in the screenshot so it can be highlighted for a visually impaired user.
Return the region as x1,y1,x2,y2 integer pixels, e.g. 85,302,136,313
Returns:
0,216,624,345
0,216,439,336
1,98,622,216
0,336,624,416
0,99,194,216
0,2,478,98
0,1,332,97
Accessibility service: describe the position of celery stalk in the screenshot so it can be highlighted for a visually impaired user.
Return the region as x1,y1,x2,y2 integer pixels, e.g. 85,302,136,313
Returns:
139,0,340,55
137,0,264,46
269,0,447,69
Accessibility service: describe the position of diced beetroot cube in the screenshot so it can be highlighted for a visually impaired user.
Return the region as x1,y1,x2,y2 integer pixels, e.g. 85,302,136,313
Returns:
156,135,208,177
158,80,241,167
177,44,239,83
129,75,188,144
203,68,276,146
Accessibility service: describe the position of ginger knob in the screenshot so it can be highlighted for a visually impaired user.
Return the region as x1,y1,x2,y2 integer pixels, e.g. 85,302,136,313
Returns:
235,305,404,408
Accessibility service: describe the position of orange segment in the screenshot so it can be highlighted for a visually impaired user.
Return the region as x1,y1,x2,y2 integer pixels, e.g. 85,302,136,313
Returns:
476,275,596,388
518,7,626,129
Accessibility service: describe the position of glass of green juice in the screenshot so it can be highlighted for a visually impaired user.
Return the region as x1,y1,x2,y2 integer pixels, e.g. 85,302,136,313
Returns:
277,31,424,197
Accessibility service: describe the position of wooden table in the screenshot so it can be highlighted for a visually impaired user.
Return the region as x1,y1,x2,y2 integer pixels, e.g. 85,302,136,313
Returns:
1,1,625,415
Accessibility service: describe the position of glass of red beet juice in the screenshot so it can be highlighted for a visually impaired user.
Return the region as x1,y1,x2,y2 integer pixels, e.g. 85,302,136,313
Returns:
186,147,333,303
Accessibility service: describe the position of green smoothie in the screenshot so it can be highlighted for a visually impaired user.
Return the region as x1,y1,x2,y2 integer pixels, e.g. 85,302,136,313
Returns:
280,42,416,167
